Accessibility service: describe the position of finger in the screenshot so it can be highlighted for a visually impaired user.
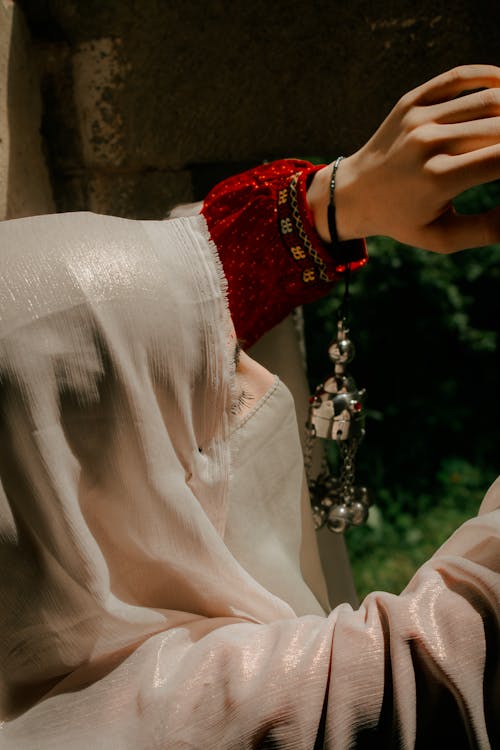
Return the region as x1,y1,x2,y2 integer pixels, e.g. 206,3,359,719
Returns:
407,65,500,107
437,117,500,155
429,87,500,124
425,205,500,253
427,143,500,195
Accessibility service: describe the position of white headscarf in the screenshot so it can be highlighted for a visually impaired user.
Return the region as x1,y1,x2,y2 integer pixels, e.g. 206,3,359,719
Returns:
0,212,299,716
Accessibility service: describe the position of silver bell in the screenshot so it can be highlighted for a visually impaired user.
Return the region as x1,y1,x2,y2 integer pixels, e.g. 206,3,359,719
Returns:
350,501,369,526
327,504,352,533
328,337,355,364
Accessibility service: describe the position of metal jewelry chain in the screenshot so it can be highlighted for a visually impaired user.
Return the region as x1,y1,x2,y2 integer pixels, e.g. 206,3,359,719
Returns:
305,272,371,533
338,438,359,506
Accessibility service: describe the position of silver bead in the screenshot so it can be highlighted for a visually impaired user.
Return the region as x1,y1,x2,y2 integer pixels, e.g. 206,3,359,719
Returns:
326,504,352,533
311,505,327,530
320,495,334,510
328,338,355,364
355,486,371,506
324,476,339,494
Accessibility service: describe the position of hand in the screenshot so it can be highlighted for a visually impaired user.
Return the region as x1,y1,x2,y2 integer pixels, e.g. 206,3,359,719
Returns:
312,65,500,253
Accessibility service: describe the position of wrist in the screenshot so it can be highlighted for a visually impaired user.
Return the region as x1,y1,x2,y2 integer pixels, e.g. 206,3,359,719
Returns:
333,153,367,241
307,154,369,242
306,165,331,243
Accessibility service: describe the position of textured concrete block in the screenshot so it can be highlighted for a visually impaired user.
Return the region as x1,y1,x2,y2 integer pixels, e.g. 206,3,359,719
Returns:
83,169,193,219
72,37,129,168
0,1,54,219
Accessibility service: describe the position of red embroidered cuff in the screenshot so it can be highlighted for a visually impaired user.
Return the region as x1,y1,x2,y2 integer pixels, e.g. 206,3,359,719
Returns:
202,159,368,347
278,166,367,283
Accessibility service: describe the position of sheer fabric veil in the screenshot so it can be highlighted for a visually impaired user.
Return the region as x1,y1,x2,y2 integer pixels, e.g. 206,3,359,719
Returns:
0,212,295,721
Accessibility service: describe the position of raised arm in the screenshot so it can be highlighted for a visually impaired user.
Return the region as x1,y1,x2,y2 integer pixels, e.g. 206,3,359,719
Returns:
308,64,500,252
203,65,500,347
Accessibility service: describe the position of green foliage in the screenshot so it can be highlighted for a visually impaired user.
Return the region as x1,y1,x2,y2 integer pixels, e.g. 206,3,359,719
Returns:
304,181,500,594
346,458,496,599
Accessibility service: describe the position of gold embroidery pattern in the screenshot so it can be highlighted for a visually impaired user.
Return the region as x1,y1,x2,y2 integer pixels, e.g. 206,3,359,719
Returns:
291,245,306,260
302,268,316,283
289,173,331,282
278,189,288,205
280,217,293,234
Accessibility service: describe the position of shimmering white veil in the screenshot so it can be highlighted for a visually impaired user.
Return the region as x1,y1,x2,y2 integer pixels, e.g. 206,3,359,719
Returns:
0,211,294,720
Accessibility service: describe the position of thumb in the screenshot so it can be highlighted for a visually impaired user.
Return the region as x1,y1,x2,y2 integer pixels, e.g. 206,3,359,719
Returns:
426,205,500,253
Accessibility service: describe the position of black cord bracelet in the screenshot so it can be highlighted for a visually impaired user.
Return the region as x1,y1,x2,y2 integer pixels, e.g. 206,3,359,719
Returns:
327,156,344,245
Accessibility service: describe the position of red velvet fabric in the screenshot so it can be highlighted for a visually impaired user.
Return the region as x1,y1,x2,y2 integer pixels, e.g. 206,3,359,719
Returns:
202,159,367,347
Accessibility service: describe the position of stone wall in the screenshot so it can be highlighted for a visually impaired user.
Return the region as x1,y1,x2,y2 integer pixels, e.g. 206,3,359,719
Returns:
6,0,499,219
0,0,54,220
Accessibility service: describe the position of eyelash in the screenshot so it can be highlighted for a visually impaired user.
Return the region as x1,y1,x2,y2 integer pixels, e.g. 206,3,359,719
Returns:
231,389,254,415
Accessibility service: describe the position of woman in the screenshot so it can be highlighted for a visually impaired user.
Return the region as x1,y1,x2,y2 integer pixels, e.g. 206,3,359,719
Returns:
0,66,499,748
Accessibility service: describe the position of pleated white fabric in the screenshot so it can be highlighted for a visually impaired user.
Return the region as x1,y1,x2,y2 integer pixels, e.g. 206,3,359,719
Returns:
0,211,499,748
